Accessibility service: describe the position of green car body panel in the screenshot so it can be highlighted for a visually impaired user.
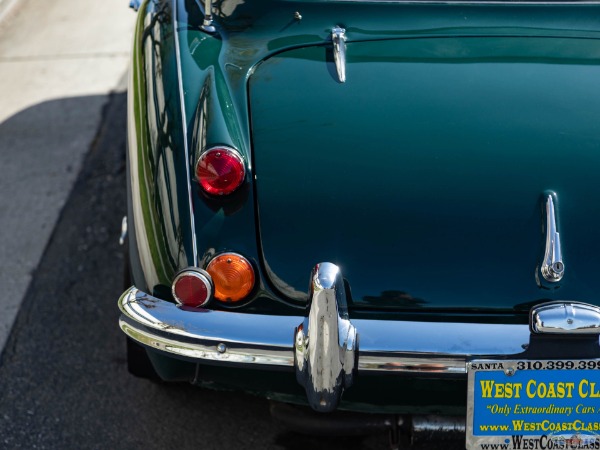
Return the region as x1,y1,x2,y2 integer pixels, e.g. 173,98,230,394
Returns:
125,0,600,413
252,36,600,312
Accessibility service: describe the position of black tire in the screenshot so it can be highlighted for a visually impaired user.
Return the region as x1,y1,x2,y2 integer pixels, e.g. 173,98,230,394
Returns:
122,234,162,381
126,336,162,381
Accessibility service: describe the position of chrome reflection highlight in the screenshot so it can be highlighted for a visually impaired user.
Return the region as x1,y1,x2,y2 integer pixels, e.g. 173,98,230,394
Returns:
129,0,141,11
331,27,347,83
295,263,357,412
531,301,600,334
119,216,128,246
541,194,564,282
412,415,465,438
200,0,216,33
173,0,199,265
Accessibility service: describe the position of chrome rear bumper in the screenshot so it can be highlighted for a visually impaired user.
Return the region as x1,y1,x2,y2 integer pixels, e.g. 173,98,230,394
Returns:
119,262,600,412
118,263,537,411
119,287,531,375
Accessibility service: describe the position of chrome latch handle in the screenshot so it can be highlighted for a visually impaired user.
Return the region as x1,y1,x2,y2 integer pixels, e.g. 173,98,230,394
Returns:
331,27,347,83
541,195,565,282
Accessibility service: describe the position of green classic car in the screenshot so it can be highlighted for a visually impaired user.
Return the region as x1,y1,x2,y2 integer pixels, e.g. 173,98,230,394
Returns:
119,0,600,447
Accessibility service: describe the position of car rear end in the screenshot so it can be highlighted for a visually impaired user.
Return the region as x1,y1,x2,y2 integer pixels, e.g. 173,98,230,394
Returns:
121,0,600,446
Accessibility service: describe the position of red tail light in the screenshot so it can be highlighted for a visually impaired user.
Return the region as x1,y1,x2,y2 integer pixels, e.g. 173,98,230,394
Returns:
172,269,213,308
196,147,245,195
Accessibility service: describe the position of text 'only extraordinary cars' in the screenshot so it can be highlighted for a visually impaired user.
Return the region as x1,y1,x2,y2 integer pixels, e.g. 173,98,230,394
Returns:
119,0,600,447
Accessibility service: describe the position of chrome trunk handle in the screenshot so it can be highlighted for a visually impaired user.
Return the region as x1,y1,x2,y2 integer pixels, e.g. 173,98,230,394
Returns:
540,194,565,282
331,27,347,83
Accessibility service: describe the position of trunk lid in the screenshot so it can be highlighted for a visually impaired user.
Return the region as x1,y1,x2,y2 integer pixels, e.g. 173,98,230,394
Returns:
249,36,600,312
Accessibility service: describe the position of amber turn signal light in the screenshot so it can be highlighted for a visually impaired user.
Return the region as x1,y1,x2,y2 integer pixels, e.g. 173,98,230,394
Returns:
206,253,255,302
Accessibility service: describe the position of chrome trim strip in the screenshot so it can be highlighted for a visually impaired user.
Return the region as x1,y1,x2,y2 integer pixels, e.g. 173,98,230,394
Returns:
295,263,357,412
331,27,347,83
120,320,294,365
173,0,199,266
119,287,298,347
531,301,600,334
119,287,533,374
359,354,467,374
412,415,465,434
541,194,564,282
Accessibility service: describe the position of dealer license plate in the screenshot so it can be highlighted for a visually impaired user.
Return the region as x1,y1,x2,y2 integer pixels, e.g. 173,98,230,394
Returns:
467,359,600,450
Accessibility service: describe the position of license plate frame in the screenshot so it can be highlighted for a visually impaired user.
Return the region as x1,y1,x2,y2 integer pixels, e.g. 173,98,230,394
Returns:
467,358,600,450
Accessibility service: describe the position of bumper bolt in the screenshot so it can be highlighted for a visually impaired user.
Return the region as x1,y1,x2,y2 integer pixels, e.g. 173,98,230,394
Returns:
217,343,227,354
